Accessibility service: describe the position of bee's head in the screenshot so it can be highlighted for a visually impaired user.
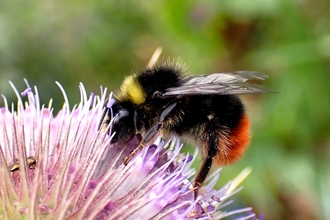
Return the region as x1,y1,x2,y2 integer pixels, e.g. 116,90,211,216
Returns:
110,102,135,144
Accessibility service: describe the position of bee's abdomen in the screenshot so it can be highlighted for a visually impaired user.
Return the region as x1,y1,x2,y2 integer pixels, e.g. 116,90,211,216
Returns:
214,113,250,165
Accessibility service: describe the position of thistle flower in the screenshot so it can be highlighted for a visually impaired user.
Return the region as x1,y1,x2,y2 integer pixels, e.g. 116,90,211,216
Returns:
0,80,257,219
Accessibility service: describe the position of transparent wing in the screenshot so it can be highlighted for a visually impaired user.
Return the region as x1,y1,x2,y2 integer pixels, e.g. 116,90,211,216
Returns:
163,71,272,96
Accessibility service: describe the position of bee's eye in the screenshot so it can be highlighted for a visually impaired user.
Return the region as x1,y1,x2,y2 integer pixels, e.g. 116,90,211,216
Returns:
113,109,130,125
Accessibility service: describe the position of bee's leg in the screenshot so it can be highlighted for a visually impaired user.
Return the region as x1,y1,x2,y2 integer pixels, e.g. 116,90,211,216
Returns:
193,158,213,197
123,123,164,165
111,134,140,167
193,119,218,198
123,102,177,165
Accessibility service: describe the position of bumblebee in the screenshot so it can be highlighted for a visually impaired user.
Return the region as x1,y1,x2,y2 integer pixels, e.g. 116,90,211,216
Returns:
99,62,269,196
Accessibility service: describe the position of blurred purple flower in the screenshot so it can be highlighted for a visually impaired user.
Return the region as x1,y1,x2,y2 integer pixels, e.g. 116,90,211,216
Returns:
0,80,257,219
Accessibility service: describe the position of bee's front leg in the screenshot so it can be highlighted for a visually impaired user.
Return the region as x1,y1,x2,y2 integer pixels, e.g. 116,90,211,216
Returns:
123,102,177,165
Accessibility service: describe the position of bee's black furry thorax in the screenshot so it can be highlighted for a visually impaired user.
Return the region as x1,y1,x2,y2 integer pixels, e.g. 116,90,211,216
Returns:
137,65,182,96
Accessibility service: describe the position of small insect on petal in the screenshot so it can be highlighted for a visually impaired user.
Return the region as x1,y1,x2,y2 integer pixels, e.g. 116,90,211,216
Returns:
8,160,20,172
8,156,37,172
27,156,37,169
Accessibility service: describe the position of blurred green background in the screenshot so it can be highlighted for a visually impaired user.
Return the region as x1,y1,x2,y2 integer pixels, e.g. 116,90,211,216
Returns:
1,0,329,219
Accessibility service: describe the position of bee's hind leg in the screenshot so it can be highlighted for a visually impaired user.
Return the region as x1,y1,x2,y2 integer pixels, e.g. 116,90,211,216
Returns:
193,118,218,198
123,102,177,165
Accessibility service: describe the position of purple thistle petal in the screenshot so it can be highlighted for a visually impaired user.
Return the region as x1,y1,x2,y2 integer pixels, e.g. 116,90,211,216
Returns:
21,87,32,97
90,92,95,106
107,94,115,108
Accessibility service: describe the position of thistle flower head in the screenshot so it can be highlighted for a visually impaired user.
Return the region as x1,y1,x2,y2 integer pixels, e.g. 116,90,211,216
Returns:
0,80,257,219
